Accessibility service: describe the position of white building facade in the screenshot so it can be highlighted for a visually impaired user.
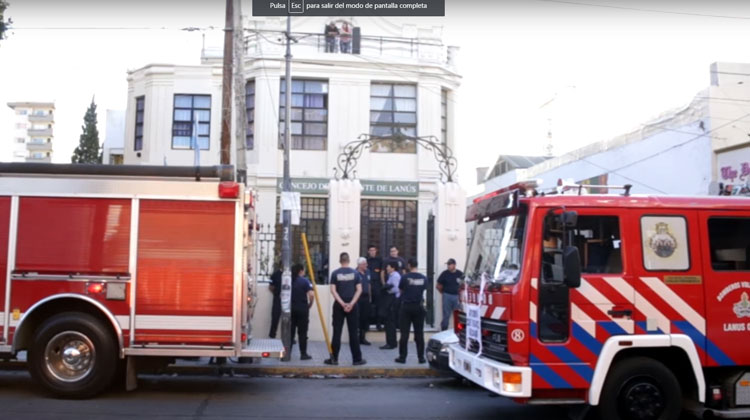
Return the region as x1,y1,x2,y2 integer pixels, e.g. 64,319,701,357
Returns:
6,102,55,163
479,62,750,199
102,109,125,164
124,17,462,336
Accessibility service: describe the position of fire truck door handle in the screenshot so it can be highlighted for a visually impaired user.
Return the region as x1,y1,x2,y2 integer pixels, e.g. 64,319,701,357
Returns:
607,309,633,318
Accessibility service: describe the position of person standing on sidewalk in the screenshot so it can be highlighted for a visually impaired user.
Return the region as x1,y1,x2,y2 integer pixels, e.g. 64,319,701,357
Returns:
395,258,427,364
268,263,282,338
355,257,372,346
380,261,401,350
366,245,384,331
325,252,367,366
290,263,314,361
437,258,463,331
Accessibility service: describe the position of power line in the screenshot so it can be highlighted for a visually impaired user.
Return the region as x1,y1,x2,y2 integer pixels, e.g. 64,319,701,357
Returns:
578,112,750,193
537,0,750,20
11,26,219,31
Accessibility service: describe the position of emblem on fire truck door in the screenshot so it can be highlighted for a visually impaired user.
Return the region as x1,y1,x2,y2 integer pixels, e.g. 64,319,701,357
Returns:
734,292,750,318
511,329,525,342
648,222,677,258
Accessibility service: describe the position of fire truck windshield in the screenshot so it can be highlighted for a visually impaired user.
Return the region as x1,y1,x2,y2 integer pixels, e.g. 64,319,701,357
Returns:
465,207,527,286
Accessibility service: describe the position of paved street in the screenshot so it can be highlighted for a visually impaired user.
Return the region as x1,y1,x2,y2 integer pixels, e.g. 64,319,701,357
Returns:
0,371,568,420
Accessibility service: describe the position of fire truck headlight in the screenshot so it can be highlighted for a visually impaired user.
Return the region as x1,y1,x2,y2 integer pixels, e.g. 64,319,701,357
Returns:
502,371,522,393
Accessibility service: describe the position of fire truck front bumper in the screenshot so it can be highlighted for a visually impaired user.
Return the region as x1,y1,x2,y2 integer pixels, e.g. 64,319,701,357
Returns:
449,343,532,398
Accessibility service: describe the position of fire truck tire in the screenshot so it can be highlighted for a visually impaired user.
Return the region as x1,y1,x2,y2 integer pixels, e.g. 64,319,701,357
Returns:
28,312,118,399
597,357,682,420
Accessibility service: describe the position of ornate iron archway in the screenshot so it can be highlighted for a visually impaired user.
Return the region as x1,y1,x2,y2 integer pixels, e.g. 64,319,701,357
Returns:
334,132,458,182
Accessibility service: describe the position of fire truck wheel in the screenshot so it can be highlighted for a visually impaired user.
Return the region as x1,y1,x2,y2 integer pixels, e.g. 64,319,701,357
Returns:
28,312,118,399
597,357,682,420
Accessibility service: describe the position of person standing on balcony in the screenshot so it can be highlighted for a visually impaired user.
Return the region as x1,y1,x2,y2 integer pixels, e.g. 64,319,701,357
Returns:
339,22,352,53
324,21,339,53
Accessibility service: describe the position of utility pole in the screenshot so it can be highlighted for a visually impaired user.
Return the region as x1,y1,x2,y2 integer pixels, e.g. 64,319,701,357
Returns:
219,0,233,165
280,16,293,361
232,0,247,183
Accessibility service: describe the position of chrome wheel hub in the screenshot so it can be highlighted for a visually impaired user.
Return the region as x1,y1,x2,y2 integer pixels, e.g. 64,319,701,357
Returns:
44,331,95,382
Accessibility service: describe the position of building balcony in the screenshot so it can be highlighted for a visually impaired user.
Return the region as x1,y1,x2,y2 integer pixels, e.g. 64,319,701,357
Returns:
26,156,51,163
243,31,457,69
27,128,53,137
28,114,53,123
202,29,458,71
26,141,53,152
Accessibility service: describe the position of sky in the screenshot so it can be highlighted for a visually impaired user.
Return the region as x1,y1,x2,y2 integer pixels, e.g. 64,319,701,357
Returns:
3,0,750,194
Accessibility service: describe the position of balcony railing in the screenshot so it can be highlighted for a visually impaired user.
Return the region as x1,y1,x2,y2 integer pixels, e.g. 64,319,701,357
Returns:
26,142,52,152
26,156,51,163
27,128,53,137
28,114,53,123
241,30,457,68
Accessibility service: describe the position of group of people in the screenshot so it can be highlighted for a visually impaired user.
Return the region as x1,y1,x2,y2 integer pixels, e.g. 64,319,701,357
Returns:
268,244,464,365
324,21,353,53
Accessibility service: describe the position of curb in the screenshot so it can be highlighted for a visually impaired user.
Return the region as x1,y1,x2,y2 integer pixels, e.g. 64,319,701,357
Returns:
0,361,445,379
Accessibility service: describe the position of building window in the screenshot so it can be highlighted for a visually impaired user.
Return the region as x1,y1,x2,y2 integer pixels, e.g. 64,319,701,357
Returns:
279,79,328,150
30,138,45,144
708,217,750,271
441,89,448,144
360,199,418,261
275,197,329,283
134,96,144,151
246,81,255,149
16,109,27,116
370,83,417,153
15,123,27,129
15,138,24,144
110,154,124,165
172,94,211,150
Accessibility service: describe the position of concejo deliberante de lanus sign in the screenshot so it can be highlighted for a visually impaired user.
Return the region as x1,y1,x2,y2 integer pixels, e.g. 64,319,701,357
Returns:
276,178,418,197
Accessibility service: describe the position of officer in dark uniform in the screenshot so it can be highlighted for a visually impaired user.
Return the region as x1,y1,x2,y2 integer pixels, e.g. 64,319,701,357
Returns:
290,263,314,360
366,245,384,330
325,252,367,366
268,264,282,338
395,258,427,364
356,257,373,345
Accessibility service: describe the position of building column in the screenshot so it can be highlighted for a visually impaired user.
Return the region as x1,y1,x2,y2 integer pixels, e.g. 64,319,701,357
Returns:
431,182,466,330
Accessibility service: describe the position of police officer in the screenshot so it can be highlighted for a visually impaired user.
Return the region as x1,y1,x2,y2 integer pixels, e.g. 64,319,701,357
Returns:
366,245,384,331
290,263,314,360
325,252,367,366
395,258,427,364
356,257,373,345
268,263,282,338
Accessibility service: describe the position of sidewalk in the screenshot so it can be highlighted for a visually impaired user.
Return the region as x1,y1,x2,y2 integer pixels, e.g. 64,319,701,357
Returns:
0,332,446,379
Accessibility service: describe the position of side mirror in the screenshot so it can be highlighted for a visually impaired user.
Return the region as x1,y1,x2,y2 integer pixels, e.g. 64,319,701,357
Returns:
563,246,581,288
561,211,578,228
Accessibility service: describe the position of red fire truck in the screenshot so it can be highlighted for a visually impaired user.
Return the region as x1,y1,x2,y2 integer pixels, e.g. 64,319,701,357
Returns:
0,164,282,398
450,181,750,419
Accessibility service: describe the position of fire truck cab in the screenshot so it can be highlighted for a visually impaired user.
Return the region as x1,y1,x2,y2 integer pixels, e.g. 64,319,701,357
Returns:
450,181,750,419
0,164,282,398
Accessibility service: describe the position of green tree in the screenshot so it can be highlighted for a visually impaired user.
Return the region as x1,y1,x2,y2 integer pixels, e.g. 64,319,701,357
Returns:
71,99,102,164
0,1,11,44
